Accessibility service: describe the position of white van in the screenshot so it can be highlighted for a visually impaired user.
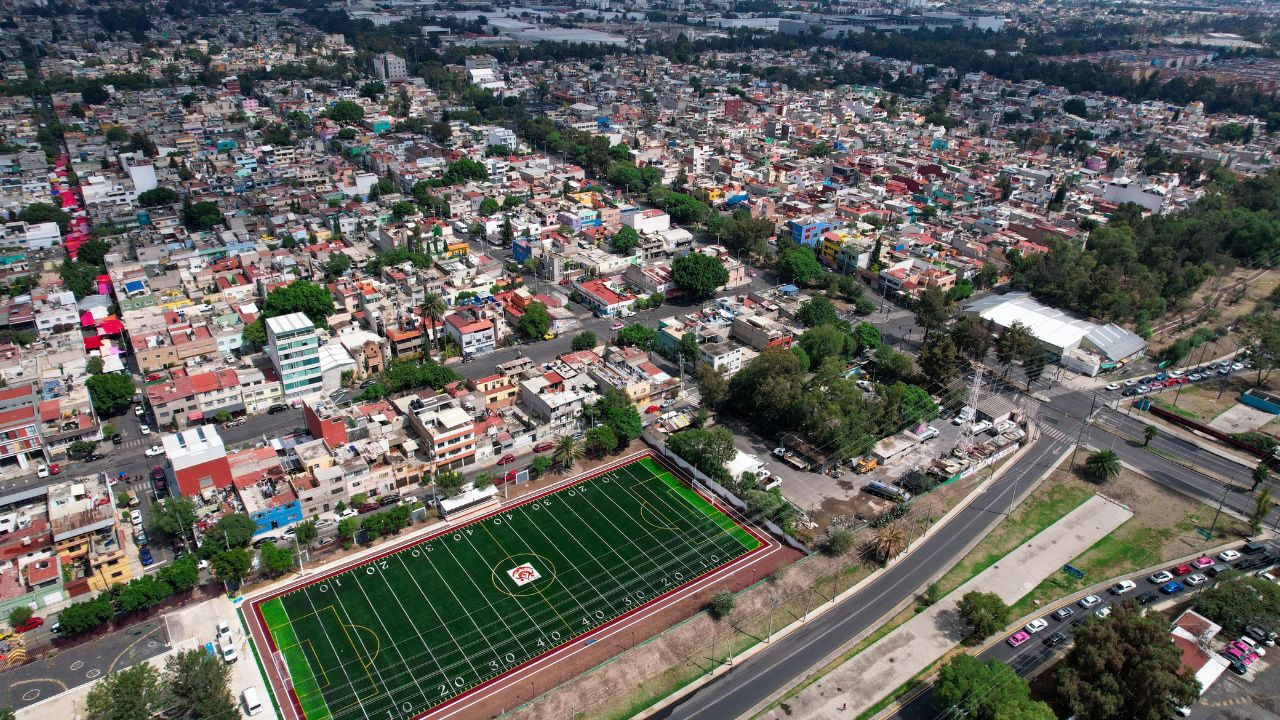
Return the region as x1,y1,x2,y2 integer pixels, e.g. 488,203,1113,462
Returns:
219,637,238,663
241,687,263,716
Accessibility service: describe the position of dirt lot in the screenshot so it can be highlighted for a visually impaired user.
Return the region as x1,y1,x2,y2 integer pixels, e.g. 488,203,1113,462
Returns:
1151,374,1270,426
1149,267,1278,346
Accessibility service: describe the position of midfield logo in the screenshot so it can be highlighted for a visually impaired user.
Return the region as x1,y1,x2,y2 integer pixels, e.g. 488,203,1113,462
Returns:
507,564,541,586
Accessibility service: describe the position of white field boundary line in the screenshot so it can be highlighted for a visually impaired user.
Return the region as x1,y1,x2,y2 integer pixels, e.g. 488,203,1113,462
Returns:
419,462,784,720
246,450,745,720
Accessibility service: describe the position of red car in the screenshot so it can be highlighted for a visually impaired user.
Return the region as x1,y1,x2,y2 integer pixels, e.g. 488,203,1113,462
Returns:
359,502,379,513
48,463,59,475
497,454,516,465
1172,563,1193,576
533,442,554,453
645,405,660,414
505,469,520,483
13,616,43,633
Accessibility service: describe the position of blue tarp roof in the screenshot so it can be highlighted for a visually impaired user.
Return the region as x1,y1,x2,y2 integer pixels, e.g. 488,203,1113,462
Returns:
124,280,146,294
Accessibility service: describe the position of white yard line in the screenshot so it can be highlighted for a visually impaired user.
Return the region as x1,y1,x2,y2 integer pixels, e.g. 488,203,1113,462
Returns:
346,564,434,711
294,588,374,720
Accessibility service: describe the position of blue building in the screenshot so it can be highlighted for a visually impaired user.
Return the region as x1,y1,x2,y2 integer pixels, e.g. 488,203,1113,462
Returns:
788,219,834,247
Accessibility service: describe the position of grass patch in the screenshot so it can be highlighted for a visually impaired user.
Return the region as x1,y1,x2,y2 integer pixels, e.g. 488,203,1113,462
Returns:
935,482,1093,595
1148,397,1199,420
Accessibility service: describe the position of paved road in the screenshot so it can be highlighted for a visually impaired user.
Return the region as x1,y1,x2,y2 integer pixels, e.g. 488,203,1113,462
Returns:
654,435,1072,720
891,539,1280,720
0,617,168,710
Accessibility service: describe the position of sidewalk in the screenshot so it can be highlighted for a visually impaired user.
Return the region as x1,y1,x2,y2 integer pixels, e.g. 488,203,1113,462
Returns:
759,494,1133,720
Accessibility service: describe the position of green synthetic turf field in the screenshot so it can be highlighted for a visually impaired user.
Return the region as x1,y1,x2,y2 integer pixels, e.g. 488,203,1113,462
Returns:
255,456,761,720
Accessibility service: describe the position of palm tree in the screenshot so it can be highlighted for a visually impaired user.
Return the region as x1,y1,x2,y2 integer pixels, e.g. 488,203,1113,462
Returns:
1143,425,1158,447
1084,449,1121,483
552,436,583,471
865,522,908,564
420,291,447,361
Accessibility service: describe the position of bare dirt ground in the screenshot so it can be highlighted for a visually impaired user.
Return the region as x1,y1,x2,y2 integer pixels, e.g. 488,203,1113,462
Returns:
1149,267,1278,346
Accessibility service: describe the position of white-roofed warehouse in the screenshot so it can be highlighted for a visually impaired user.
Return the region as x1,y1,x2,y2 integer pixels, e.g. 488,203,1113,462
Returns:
963,292,1146,375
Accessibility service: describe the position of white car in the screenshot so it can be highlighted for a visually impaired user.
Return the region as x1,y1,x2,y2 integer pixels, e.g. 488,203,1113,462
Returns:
144,445,164,457
1025,618,1049,634
1149,571,1174,584
134,405,145,416
1078,594,1102,609
1105,383,1121,391
139,425,152,436
1110,580,1136,595
216,619,233,644
218,637,237,663
1185,573,1208,587
337,508,358,520
315,518,336,529
1123,378,1139,386
772,447,786,458
1095,606,1112,619
129,509,143,526
1218,550,1242,562
36,464,49,479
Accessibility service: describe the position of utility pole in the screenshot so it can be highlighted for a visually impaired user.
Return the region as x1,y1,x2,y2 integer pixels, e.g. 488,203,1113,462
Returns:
1070,391,1098,467
1208,484,1231,539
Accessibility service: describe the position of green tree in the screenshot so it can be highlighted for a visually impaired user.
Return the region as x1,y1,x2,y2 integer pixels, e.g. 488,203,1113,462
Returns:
530,455,554,478
935,655,1055,720
182,200,223,231
337,518,359,544
552,436,583,469
1196,572,1280,635
324,100,365,125
796,296,838,328
696,364,729,408
1057,603,1200,720
7,606,32,628
359,81,385,99
258,542,294,576
262,281,335,327
152,496,197,541
1253,462,1271,491
420,291,448,360
584,425,618,456
957,591,1011,643
20,202,71,233
610,226,640,254
77,238,113,267
671,253,729,297
913,286,953,333
294,520,318,546
325,252,351,276
87,663,165,720
204,513,257,552
996,321,1037,377
951,314,991,359
157,554,199,593
442,158,489,184
1242,313,1280,388
241,319,266,346
86,373,135,415
666,427,737,483
58,595,113,634
778,247,825,284
60,260,99,298
1143,424,1158,446
616,323,658,350
1251,487,1273,535
479,197,499,216
210,548,251,584
1084,449,1121,483
709,590,736,621
821,528,856,557
86,356,105,375
517,302,551,338
571,331,598,351
917,334,960,384
105,125,129,143
798,324,851,368
165,648,238,720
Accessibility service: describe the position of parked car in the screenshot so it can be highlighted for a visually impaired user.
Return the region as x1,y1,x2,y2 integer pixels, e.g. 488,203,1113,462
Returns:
1078,595,1102,609
218,637,237,663
268,404,288,415
216,620,233,644
1149,571,1174,584
139,425,152,435
1007,630,1031,647
1110,580,1136,595
13,616,44,633
337,508,358,520
1052,606,1075,621
36,464,49,478
1043,631,1068,648
1025,618,1049,634
497,454,516,465
1219,550,1242,562
533,441,554,453
111,434,123,445
610,322,625,331
1095,606,1112,619
139,547,153,566
1245,625,1277,646
1160,581,1185,595
1192,556,1215,568
130,509,142,526
359,502,379,513
378,494,400,507
1235,637,1266,657
144,445,164,457
1137,591,1160,605
86,452,105,462
1185,573,1208,586
1172,563,1193,576
1105,383,1121,391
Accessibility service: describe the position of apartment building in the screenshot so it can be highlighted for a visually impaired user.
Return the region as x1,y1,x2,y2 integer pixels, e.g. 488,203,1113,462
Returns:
266,313,323,399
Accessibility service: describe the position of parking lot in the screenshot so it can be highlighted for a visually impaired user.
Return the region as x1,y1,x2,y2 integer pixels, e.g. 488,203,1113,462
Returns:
1192,654,1280,720
723,416,964,530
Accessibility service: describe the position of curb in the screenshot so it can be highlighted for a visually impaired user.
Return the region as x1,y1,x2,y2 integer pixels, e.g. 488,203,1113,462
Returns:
636,429,1050,720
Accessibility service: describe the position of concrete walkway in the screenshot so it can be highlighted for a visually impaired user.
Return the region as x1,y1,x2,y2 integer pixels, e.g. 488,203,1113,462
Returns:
760,494,1133,720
